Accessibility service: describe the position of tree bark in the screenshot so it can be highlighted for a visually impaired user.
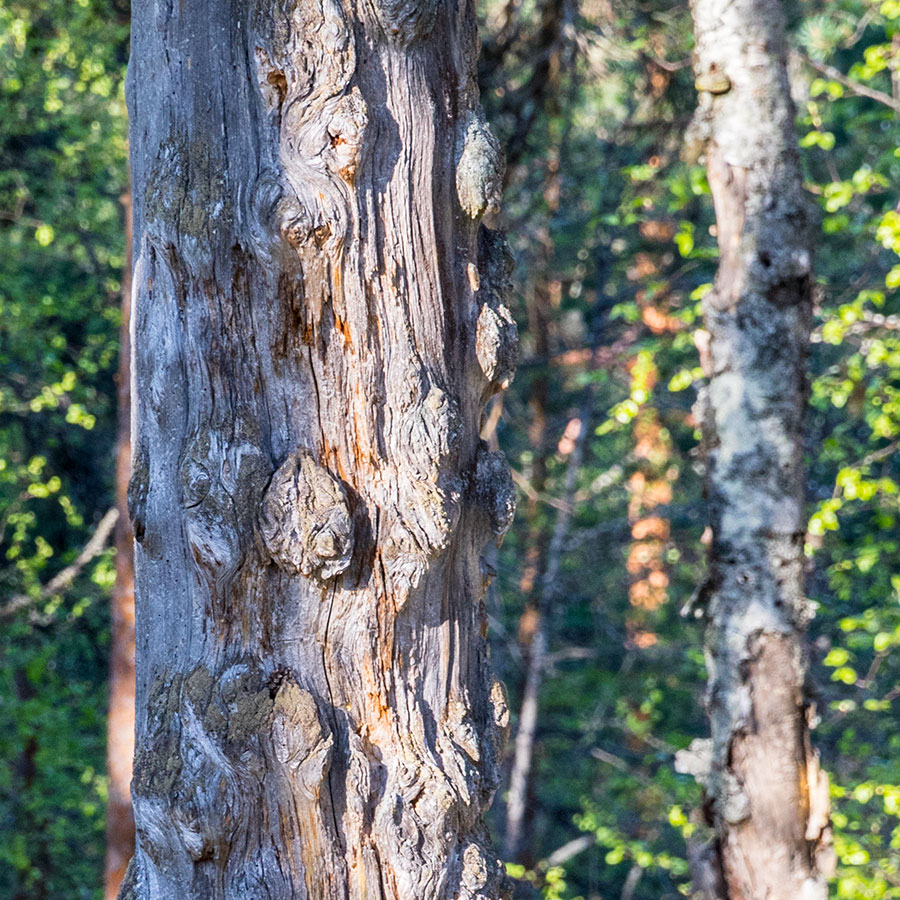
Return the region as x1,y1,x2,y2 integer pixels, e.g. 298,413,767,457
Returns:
105,189,136,900
124,2,516,899
687,1,833,898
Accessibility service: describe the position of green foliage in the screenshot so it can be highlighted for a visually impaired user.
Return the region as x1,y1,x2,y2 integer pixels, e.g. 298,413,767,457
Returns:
0,0,128,895
798,6,900,897
482,1,900,898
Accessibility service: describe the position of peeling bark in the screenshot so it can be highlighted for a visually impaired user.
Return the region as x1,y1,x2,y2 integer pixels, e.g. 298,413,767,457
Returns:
125,2,514,898
686,1,834,897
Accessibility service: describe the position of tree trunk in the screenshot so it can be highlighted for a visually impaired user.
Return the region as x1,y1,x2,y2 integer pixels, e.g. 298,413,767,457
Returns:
105,189,137,900
503,415,583,864
123,2,516,899
687,1,833,897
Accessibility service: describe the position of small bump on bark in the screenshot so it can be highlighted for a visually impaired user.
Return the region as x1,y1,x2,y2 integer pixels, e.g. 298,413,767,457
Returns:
116,857,139,900
478,556,497,601
373,0,440,45
258,448,354,583
475,302,518,391
473,226,518,392
459,841,504,900
472,443,516,542
326,88,368,184
490,681,510,736
127,448,150,545
456,112,503,220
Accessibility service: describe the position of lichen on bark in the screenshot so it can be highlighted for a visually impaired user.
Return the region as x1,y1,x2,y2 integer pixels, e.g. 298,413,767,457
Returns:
688,0,834,896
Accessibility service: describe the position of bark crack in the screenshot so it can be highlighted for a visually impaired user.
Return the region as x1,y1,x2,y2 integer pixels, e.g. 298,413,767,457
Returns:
321,579,347,865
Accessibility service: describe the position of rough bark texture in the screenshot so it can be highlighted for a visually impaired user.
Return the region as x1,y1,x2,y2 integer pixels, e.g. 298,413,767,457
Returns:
685,2,833,898
124,2,516,899
105,190,137,900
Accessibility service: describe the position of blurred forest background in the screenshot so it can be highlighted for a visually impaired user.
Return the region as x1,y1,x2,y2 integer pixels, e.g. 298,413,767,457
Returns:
2,1,900,898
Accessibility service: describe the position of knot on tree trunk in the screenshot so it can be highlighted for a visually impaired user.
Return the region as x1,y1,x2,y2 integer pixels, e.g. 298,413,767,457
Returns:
456,111,503,220
382,381,466,594
127,445,150,545
258,448,354,583
472,443,516,542
132,664,336,887
179,423,270,589
253,0,363,255
370,0,440,45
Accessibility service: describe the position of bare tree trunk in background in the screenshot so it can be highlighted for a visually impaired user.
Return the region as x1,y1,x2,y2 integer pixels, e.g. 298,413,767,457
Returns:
503,415,584,864
123,2,517,898
686,1,834,897
104,191,136,900
501,148,560,866
502,270,551,866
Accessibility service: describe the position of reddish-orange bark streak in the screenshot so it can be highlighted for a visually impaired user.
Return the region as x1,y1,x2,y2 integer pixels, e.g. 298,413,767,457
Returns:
104,191,136,900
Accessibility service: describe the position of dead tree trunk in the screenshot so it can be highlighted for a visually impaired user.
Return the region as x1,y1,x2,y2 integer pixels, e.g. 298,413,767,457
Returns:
686,1,833,897
503,415,583,864
105,189,136,900
124,2,517,899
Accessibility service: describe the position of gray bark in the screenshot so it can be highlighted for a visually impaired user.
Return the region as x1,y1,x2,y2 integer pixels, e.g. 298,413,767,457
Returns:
123,3,517,899
686,1,834,897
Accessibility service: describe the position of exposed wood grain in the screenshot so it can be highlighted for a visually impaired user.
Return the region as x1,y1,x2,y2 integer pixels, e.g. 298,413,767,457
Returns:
125,2,515,897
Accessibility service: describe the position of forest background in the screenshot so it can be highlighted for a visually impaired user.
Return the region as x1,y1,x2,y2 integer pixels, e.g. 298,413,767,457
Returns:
2,0,900,898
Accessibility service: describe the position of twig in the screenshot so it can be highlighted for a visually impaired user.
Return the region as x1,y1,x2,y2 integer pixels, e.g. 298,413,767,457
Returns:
800,52,900,113
511,455,630,513
0,507,119,620
643,52,692,72
541,834,595,868
510,466,572,513
590,746,632,772
830,441,898,501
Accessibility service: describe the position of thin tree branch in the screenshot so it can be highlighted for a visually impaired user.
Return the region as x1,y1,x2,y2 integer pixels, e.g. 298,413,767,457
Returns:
842,9,877,49
510,455,630,513
510,466,572,513
504,415,587,860
800,52,900,113
540,834,594,868
620,864,643,900
0,507,119,620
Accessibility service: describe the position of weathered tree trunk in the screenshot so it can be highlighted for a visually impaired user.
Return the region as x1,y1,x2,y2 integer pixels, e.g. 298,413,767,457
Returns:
105,189,136,900
123,2,517,899
686,1,833,897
